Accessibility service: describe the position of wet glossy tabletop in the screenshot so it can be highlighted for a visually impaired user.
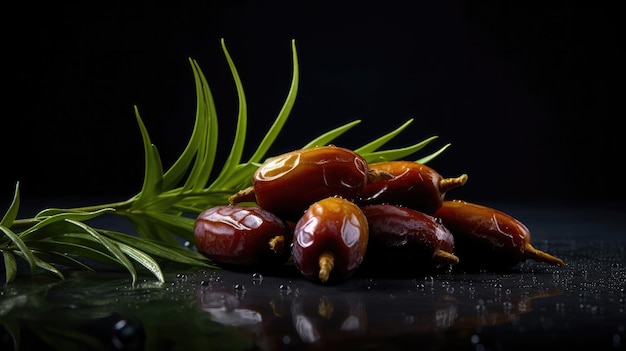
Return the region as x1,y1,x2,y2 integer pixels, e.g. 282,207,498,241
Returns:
1,203,625,350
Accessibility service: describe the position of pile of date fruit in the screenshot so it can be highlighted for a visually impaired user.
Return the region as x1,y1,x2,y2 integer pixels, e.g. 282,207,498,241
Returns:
194,145,566,284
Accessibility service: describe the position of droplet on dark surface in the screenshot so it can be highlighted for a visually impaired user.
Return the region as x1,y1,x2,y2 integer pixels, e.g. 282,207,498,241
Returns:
111,318,145,351
252,272,264,284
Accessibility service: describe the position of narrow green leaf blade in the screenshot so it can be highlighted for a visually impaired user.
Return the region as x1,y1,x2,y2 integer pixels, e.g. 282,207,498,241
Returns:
27,237,120,267
65,219,137,285
127,215,182,246
2,250,17,283
301,120,362,149
360,135,439,164
416,143,451,164
1,182,20,227
22,208,113,240
102,230,216,268
136,212,196,243
0,226,37,274
12,250,65,280
353,118,414,154
117,242,165,283
133,108,165,206
162,58,212,191
30,249,95,271
177,59,220,192
203,162,258,194
248,39,300,163
210,39,248,187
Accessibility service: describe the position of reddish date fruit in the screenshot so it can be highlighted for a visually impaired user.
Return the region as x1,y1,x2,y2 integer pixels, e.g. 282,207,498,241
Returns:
194,205,291,268
358,204,459,277
434,200,566,271
229,145,390,221
291,196,369,283
357,161,468,215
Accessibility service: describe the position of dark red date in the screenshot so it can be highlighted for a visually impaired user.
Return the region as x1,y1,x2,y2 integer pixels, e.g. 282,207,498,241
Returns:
194,205,291,268
357,161,468,215
359,204,459,276
434,200,566,271
291,196,369,283
229,145,389,221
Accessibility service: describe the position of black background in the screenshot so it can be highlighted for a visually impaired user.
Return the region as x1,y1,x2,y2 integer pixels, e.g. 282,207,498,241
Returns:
2,1,621,211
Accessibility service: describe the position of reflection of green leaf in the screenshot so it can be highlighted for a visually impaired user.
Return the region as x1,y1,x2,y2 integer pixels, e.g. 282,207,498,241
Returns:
30,324,107,351
2,39,452,284
0,320,20,351
0,272,255,351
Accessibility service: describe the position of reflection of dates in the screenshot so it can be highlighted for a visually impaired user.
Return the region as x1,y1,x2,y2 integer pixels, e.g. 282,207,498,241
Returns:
198,291,263,334
193,272,563,349
291,294,367,343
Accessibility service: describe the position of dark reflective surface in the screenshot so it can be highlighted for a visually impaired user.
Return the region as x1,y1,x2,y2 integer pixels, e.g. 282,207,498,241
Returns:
1,203,625,350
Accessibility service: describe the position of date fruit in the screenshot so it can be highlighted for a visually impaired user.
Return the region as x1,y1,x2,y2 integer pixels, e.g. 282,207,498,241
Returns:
194,205,291,268
434,200,566,271
229,145,390,221
291,196,369,283
359,204,459,277
357,161,468,215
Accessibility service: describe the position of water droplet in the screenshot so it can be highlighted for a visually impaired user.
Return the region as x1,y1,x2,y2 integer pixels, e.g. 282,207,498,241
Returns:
503,301,513,312
111,318,145,351
279,284,292,295
476,299,486,315
470,334,480,344
234,284,246,299
252,273,264,284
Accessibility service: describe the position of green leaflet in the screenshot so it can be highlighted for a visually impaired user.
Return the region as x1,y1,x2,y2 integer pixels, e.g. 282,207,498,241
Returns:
301,120,362,149
0,182,20,228
2,250,17,284
354,118,414,154
0,226,37,275
101,230,215,268
117,242,165,283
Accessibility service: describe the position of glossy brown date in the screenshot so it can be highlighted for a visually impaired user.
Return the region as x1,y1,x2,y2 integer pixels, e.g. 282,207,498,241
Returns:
357,161,468,215
194,205,291,268
358,204,459,277
291,196,369,283
229,145,389,221
434,200,566,271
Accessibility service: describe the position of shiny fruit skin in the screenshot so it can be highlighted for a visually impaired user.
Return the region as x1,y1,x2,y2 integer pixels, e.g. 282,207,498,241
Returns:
292,196,369,283
357,161,466,215
194,205,290,267
252,145,369,220
434,200,553,271
359,204,457,276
